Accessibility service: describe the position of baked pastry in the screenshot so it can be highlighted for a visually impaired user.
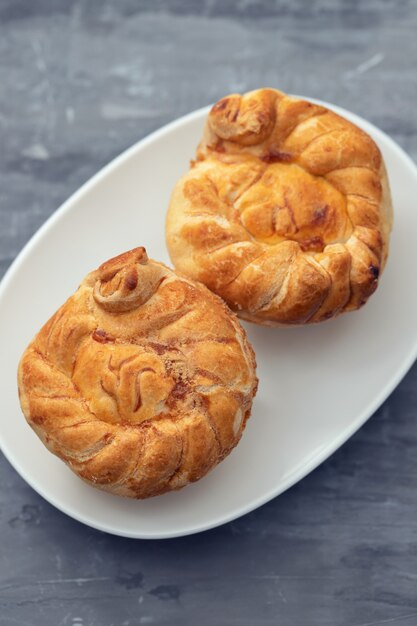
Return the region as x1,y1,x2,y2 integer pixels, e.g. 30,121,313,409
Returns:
166,88,393,325
18,247,257,498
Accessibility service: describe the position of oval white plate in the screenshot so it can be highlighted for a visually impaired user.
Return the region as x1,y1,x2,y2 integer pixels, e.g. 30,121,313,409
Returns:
1,100,417,539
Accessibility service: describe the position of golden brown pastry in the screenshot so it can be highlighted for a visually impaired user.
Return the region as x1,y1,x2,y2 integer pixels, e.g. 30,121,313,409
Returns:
166,88,393,325
18,248,257,498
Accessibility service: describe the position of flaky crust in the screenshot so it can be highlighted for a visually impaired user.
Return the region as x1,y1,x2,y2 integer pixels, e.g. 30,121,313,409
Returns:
18,248,257,498
166,88,393,325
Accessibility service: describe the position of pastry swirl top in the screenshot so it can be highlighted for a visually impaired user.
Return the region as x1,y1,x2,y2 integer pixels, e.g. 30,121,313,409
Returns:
166,88,393,324
18,248,257,498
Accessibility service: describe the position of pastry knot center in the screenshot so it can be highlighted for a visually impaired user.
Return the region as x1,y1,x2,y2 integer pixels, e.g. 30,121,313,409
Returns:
93,247,164,313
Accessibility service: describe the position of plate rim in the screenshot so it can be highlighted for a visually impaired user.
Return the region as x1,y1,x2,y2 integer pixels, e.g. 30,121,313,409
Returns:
1,98,417,539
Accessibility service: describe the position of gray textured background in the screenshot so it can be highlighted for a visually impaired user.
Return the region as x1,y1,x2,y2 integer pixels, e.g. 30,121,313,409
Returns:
1,1,417,625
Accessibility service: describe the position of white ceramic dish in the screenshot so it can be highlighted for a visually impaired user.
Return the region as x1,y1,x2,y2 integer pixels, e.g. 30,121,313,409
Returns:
1,100,416,539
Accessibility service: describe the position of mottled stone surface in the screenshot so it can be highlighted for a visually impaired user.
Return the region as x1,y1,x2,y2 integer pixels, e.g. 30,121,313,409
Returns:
1,1,417,625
